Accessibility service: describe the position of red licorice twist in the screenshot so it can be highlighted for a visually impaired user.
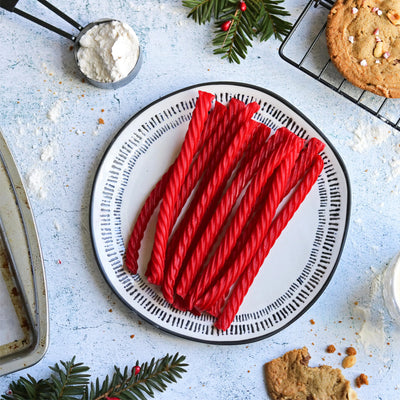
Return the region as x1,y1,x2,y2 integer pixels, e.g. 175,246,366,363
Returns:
195,139,303,312
204,136,324,315
162,103,260,303
171,102,227,222
182,127,288,308
214,156,324,330
124,104,225,274
284,137,325,196
180,132,298,305
125,165,173,274
169,117,256,297
164,98,245,269
146,91,214,285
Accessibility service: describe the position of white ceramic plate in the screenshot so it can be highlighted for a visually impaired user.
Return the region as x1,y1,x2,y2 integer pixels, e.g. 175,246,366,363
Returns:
90,82,351,344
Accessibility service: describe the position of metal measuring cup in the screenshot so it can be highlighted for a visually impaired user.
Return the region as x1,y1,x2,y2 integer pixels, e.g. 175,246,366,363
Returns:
0,0,143,89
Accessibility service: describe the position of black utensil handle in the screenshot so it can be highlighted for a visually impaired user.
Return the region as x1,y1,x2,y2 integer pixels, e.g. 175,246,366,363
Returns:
0,0,19,12
37,0,82,30
13,8,76,41
1,0,82,42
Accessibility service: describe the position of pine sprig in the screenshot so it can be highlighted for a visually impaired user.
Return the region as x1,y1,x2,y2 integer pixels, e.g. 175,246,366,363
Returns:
86,353,187,400
213,7,254,63
1,354,187,400
184,0,292,63
183,0,229,23
2,375,51,400
256,0,292,41
47,358,91,400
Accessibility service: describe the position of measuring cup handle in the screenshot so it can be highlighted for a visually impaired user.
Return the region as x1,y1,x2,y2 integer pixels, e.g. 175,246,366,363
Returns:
0,0,19,12
1,0,82,42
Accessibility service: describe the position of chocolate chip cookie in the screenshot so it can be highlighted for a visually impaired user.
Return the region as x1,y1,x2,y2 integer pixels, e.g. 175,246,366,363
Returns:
326,0,400,98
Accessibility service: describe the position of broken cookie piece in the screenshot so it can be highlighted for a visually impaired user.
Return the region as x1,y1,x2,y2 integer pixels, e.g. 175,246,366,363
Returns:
264,347,358,400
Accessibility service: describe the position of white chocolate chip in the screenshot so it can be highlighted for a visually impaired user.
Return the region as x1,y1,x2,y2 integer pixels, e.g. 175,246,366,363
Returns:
383,51,391,59
352,7,358,14
360,59,368,66
348,36,354,43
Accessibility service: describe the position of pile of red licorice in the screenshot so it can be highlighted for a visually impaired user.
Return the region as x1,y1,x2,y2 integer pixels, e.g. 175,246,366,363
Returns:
125,91,325,331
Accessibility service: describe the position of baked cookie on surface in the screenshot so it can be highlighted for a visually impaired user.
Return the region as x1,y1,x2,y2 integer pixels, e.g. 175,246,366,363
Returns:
264,347,358,400
326,0,400,98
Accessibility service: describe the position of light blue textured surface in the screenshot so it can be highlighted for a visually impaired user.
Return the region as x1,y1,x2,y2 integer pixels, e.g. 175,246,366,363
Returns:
1,0,400,398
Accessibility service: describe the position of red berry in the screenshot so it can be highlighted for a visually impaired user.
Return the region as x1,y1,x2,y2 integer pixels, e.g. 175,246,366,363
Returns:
239,1,247,11
221,20,232,31
134,365,141,375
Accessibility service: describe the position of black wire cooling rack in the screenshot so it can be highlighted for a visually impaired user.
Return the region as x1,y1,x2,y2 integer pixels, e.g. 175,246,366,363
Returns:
279,0,400,131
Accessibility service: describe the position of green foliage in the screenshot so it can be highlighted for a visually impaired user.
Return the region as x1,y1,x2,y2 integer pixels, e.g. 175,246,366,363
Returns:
183,0,292,63
1,354,187,400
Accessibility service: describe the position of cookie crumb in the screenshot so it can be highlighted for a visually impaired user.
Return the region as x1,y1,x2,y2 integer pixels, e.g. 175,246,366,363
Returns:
310,319,315,325
355,373,369,388
326,344,336,353
342,355,356,369
346,347,357,356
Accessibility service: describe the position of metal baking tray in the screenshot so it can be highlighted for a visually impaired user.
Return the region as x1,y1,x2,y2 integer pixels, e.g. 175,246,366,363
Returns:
0,128,48,376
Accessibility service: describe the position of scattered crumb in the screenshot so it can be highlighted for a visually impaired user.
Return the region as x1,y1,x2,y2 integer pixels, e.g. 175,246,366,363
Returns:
348,122,391,153
26,167,48,199
98,118,105,124
342,355,357,369
47,99,63,122
130,334,135,339
346,347,357,356
310,319,315,325
326,345,336,353
108,308,113,312
40,140,59,161
355,373,369,388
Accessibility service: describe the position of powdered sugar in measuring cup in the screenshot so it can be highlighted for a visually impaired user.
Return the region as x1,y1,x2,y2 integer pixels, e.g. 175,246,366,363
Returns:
74,19,143,89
